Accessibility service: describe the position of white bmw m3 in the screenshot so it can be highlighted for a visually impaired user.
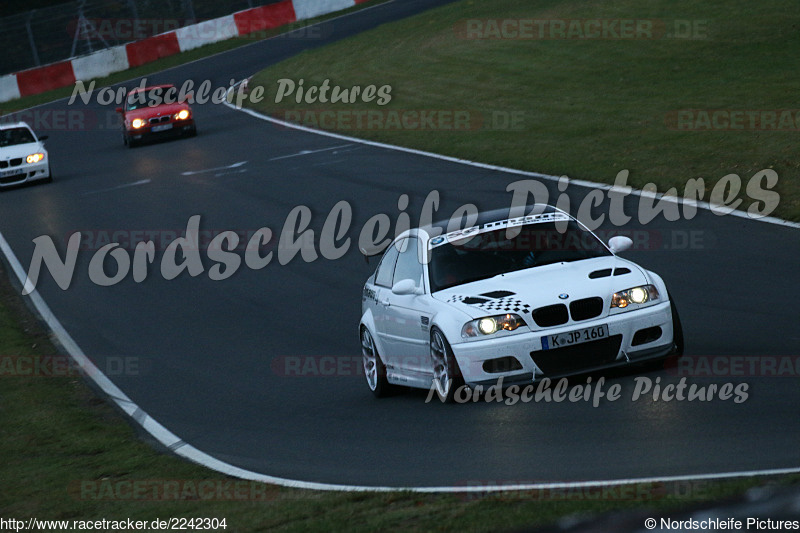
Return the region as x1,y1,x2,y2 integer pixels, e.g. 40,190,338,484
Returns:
359,204,683,401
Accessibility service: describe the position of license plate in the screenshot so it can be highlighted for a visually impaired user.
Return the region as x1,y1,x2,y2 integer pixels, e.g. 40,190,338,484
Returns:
0,168,24,178
542,324,609,350
151,123,173,132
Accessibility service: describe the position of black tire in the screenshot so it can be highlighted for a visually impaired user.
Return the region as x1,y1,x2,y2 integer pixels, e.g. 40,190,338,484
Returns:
430,327,465,403
656,294,685,372
669,295,684,356
361,327,391,398
44,165,53,183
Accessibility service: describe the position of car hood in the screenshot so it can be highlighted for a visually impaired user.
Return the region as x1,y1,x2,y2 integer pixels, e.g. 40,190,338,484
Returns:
124,103,189,120
0,141,45,160
431,255,649,320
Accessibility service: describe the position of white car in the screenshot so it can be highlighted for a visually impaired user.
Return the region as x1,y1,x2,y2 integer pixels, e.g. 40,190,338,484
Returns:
360,205,683,401
0,122,51,188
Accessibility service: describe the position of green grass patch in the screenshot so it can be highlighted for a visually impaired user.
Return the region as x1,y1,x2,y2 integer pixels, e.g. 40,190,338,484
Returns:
246,0,800,221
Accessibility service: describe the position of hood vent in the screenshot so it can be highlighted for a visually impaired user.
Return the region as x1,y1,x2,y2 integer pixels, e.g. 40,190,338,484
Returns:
613,267,631,276
480,290,515,298
588,269,612,279
462,297,489,305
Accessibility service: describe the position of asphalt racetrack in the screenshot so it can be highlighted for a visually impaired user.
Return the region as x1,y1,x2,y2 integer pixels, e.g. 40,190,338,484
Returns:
1,0,798,488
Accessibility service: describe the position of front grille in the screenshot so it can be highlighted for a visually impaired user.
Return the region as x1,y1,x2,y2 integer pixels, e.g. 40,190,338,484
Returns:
531,334,622,376
149,116,170,124
0,173,26,184
569,297,604,321
532,304,568,327
9,158,22,167
0,161,6,169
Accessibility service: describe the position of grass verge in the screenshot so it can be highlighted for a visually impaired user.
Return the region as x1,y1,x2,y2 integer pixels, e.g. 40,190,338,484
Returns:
245,0,800,221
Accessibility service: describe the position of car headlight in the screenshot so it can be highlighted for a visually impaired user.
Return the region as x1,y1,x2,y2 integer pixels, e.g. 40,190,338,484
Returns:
26,153,44,164
462,313,527,338
611,284,659,309
175,109,190,120
131,118,145,129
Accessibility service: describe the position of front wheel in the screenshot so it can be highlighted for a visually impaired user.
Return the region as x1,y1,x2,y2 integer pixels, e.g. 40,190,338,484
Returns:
669,296,684,356
361,327,390,398
430,328,464,403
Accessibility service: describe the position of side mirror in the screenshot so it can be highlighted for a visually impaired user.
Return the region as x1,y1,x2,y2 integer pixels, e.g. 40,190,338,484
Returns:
391,279,419,296
180,92,194,104
608,236,633,254
115,107,123,114
38,134,48,141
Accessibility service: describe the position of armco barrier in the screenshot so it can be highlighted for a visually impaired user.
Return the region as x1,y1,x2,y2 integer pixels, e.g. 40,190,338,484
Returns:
292,0,354,21
176,15,239,52
233,0,296,35
16,61,76,97
0,74,20,103
72,47,130,82
0,0,375,103
125,32,182,68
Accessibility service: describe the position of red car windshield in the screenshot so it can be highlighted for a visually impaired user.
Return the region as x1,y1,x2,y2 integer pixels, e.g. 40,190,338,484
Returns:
126,88,175,111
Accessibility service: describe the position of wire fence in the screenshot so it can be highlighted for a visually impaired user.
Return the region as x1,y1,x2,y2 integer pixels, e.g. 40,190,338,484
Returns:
0,0,282,76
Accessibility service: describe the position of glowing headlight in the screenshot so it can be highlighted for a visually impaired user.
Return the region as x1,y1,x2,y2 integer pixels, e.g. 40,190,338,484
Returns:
611,285,659,309
131,118,145,129
26,153,44,164
175,109,190,120
462,314,526,338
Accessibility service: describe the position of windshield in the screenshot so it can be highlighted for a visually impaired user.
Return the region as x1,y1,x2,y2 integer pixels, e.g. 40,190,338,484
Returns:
126,88,173,111
428,220,611,292
0,127,36,147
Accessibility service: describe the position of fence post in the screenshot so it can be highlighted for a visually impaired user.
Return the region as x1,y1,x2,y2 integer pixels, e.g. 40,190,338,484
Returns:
25,10,41,67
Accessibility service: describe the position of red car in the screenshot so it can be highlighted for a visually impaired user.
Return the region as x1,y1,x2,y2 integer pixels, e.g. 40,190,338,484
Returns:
116,84,196,147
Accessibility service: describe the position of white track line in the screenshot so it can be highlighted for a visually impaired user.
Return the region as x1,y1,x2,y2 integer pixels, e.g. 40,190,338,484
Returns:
224,90,800,230
81,179,151,196
268,143,354,161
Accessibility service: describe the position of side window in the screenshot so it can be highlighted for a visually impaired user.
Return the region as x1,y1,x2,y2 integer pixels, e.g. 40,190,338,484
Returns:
392,237,422,288
374,243,400,288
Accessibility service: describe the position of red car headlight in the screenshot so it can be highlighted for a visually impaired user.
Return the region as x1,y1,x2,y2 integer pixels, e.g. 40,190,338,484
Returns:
131,118,145,129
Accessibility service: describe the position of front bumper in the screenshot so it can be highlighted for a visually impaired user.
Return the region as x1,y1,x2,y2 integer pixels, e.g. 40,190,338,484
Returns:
127,119,195,142
450,300,675,387
0,160,50,187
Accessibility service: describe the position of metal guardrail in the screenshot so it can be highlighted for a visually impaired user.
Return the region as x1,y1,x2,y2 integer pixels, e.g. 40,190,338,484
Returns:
0,0,282,76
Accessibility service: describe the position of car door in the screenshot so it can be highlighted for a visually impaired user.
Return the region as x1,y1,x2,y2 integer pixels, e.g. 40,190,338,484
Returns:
382,236,432,376
370,242,401,368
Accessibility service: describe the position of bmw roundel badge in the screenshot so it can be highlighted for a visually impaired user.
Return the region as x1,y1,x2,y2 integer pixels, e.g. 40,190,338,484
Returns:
558,293,569,300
